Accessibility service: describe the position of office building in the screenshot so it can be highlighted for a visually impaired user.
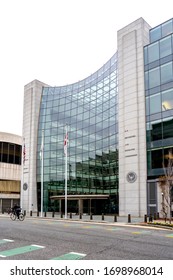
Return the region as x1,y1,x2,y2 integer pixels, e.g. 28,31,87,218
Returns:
0,132,22,212
144,18,173,215
21,17,173,217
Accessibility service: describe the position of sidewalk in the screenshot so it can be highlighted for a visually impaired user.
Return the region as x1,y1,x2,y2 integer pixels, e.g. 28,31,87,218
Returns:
1,212,172,229
0,212,145,224
26,212,144,223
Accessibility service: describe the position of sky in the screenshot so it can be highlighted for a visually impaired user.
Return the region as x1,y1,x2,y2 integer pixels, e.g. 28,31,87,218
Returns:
0,0,173,136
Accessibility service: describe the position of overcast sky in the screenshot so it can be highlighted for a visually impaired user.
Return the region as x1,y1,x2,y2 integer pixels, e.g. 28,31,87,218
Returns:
0,0,172,136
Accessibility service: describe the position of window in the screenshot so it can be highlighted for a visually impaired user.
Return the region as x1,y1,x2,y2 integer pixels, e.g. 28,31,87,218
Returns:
162,117,173,139
160,36,172,58
162,88,173,110
161,62,173,84
9,144,14,163
2,142,8,162
15,145,21,164
151,148,163,169
162,20,173,37
0,142,21,164
150,120,162,141
150,26,161,43
148,42,159,63
144,47,148,65
148,67,160,88
145,96,150,116
145,71,149,90
150,93,161,114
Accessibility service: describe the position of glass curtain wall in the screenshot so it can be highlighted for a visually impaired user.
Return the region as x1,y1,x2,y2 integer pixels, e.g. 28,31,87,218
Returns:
36,53,118,213
145,18,173,178
145,18,173,215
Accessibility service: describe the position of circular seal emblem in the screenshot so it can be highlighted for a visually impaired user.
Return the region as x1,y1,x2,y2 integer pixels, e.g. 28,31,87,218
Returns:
126,172,137,183
23,183,28,191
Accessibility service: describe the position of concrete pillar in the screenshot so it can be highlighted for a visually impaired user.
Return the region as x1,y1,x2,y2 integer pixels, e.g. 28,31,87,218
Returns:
118,18,150,217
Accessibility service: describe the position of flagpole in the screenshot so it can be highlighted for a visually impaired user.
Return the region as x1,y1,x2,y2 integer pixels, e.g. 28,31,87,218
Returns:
20,138,25,210
20,159,23,210
41,129,44,218
65,125,68,219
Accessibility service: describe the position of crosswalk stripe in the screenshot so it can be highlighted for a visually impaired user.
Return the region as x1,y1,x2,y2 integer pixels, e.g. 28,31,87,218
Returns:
82,226,92,228
31,244,45,248
51,252,86,260
132,230,151,235
166,234,173,238
0,239,14,244
0,244,45,258
106,227,121,231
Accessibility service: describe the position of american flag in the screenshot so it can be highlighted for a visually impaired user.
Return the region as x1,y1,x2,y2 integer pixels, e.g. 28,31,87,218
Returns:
64,133,68,155
23,141,26,164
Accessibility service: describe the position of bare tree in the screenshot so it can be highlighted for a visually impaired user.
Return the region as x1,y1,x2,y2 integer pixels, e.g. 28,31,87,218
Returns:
159,180,169,222
159,149,173,224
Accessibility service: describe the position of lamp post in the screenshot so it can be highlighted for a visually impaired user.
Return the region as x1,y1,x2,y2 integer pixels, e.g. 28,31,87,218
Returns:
40,129,44,218
64,125,68,219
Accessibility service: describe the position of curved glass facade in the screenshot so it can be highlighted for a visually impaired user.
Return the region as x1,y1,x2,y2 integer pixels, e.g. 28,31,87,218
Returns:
36,52,118,213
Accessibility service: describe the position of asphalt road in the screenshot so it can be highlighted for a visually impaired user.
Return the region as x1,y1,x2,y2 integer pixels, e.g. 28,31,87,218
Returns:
0,216,173,260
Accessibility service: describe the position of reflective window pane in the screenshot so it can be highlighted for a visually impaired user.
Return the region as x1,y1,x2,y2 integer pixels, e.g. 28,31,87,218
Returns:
148,42,159,63
150,26,161,42
150,120,162,141
162,20,173,37
162,88,173,110
161,62,173,84
144,47,148,65
160,36,172,58
146,96,150,115
150,93,161,114
162,117,173,139
148,67,160,88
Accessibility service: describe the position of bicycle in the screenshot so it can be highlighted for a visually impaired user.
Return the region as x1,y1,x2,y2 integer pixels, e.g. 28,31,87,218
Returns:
8,208,25,221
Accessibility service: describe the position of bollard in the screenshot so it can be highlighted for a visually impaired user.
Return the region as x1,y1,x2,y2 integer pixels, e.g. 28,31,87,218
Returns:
102,213,104,221
90,213,93,220
157,212,159,219
30,210,32,217
70,213,72,219
154,213,157,220
44,212,46,217
52,211,55,218
128,214,131,223
79,213,82,219
149,214,153,222
114,215,117,222
144,214,147,223
24,210,26,216
37,211,39,217
61,212,63,218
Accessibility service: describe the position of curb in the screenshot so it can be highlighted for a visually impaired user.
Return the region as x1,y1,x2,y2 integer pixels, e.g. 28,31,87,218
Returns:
1,214,172,230
136,222,173,231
